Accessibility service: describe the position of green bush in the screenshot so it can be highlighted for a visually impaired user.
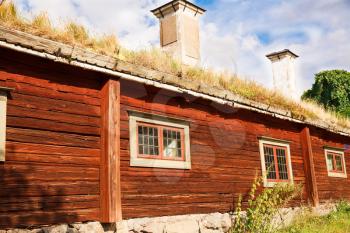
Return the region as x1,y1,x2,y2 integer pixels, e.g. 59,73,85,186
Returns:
302,70,350,118
229,176,301,233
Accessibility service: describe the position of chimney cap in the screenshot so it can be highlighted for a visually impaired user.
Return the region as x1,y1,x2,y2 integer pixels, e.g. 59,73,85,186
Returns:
266,49,299,59
151,0,206,18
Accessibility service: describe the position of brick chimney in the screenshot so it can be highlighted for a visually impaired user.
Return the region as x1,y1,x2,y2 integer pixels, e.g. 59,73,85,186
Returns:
266,49,299,100
151,0,206,66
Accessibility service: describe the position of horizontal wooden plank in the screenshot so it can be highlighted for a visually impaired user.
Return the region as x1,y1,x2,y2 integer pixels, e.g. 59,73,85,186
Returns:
0,208,100,228
7,127,100,148
0,181,100,197
6,141,100,157
0,51,102,98
7,116,100,136
0,195,99,212
0,162,99,183
6,152,100,166
0,76,100,106
9,92,100,117
7,105,100,128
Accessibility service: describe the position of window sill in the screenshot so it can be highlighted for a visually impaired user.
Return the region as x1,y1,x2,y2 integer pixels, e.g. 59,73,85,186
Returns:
130,157,191,170
327,172,347,178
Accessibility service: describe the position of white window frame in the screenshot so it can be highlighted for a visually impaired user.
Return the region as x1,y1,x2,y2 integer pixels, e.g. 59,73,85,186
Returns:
258,137,294,187
324,148,347,178
0,88,9,162
129,111,191,169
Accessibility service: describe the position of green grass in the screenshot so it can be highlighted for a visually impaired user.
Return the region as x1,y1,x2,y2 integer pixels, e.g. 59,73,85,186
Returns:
278,202,350,233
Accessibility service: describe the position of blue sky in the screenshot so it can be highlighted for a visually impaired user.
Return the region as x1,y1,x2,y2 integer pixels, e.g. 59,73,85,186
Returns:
12,0,350,96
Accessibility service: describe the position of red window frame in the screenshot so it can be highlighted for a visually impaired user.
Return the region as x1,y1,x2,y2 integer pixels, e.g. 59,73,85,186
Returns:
136,122,185,161
326,151,345,173
263,143,291,183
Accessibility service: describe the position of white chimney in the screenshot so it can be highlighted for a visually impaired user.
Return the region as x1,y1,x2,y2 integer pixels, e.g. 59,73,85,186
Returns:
151,0,206,66
266,49,299,100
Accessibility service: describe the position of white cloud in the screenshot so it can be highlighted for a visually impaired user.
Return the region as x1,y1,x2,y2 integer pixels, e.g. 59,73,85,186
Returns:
11,0,350,96
199,0,350,95
13,0,166,49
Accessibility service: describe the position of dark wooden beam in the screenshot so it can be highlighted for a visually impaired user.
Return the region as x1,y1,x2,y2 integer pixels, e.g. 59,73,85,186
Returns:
300,127,319,207
100,79,122,222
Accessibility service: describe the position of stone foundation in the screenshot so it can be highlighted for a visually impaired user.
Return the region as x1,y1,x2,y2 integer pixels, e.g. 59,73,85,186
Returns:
1,203,336,233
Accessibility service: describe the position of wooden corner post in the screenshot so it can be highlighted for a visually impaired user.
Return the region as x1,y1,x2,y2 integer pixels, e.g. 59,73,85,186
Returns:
100,79,122,222
300,127,319,207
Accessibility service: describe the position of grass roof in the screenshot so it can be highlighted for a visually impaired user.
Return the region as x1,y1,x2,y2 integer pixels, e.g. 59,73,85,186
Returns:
1,1,350,132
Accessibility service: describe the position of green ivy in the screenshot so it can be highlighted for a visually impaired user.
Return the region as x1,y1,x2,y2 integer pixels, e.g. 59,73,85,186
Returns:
302,70,350,118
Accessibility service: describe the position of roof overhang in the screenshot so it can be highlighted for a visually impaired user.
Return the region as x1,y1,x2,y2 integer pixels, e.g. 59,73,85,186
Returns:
151,0,206,18
266,49,299,60
0,25,349,137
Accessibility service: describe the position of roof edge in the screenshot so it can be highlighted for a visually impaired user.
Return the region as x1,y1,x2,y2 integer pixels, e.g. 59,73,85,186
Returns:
0,26,349,138
266,49,299,59
151,0,206,14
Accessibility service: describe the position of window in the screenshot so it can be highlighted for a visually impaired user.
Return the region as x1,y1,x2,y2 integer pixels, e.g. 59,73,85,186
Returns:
324,148,347,178
259,137,293,187
0,88,10,162
129,111,191,169
137,123,184,160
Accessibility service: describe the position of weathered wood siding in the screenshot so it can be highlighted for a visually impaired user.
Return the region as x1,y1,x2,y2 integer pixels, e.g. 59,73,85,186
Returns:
0,48,104,227
310,127,350,202
120,80,307,219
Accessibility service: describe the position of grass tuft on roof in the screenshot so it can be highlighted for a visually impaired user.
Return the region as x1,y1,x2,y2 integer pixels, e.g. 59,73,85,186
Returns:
1,1,349,132
0,1,119,55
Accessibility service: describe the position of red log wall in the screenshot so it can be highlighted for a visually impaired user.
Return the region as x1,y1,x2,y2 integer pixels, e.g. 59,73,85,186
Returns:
1,46,350,227
120,80,308,219
0,48,104,227
310,127,350,202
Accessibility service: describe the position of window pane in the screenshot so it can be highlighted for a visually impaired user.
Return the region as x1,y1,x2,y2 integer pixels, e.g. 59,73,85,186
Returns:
276,148,288,180
163,129,182,159
264,146,276,180
335,155,343,171
138,134,143,144
138,125,159,156
326,154,334,171
139,145,143,155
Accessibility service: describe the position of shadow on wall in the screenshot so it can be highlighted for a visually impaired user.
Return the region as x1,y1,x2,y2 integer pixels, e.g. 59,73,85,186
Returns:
0,149,78,229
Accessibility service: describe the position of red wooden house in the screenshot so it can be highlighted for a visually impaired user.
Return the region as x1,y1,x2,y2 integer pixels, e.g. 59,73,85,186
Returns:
0,0,349,229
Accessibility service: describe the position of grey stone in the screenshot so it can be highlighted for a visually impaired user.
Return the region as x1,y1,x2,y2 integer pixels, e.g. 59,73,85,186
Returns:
30,229,44,233
220,213,232,232
200,213,221,230
42,225,68,233
165,219,199,233
115,221,129,233
75,222,104,233
142,221,165,233
7,230,33,233
66,228,78,233
69,223,82,230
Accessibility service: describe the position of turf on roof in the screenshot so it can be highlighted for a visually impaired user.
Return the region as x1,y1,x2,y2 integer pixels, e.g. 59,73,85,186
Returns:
0,1,349,134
